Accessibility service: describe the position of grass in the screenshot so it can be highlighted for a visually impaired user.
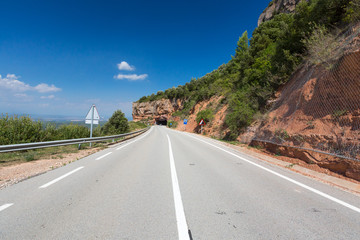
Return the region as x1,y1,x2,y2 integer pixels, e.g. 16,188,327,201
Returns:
275,151,282,156
275,129,290,141
0,145,80,167
128,121,147,132
248,144,264,150
24,153,35,162
213,137,246,147
306,121,315,129
332,109,347,120
286,163,296,168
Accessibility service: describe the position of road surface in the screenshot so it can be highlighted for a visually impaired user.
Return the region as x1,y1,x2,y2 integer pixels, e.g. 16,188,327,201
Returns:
1,126,360,239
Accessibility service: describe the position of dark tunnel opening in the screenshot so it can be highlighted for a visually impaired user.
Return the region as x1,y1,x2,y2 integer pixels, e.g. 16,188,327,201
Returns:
155,119,167,125
155,116,168,125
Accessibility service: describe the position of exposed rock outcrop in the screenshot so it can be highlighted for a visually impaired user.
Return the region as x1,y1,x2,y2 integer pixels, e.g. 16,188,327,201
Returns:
174,96,228,138
132,99,184,123
258,0,303,26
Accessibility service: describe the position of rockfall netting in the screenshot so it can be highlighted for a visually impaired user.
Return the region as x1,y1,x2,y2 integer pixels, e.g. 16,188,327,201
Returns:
252,22,360,161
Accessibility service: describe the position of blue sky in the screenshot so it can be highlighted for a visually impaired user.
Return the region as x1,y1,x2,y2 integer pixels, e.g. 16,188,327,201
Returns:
0,0,270,120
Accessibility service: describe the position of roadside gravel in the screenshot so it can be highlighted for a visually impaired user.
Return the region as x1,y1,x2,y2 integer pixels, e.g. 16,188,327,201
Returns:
0,148,100,189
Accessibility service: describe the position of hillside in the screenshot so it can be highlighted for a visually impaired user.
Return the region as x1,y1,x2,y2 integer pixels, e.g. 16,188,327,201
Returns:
133,0,360,179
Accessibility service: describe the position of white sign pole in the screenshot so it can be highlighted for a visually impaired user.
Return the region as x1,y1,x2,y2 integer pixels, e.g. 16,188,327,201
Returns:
85,104,100,148
90,105,94,147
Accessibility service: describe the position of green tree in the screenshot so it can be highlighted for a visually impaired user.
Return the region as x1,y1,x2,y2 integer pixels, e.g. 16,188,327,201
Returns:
345,0,360,22
102,110,129,135
225,89,257,140
235,31,249,60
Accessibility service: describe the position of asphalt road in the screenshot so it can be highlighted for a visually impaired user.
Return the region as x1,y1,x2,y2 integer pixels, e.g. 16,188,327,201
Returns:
1,126,360,239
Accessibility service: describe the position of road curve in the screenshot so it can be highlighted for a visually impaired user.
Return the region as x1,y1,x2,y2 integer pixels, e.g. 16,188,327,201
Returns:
1,126,359,239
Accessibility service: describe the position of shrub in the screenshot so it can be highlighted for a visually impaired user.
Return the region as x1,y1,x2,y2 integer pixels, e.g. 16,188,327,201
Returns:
302,24,340,69
56,124,89,140
196,109,214,123
345,0,360,22
275,129,290,141
0,114,43,144
167,120,178,128
102,110,129,135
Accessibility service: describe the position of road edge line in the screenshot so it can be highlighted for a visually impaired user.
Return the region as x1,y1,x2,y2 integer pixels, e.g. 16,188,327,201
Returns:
183,133,360,214
116,127,153,151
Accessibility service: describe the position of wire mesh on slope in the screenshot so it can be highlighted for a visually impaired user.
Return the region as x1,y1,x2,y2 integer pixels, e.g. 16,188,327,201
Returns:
253,21,360,161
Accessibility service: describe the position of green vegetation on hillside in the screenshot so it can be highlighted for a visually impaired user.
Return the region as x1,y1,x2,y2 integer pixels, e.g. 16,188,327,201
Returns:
138,0,355,140
196,109,214,123
167,120,178,128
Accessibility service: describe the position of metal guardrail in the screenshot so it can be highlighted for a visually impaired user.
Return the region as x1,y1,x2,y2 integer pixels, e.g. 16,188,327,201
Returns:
0,127,150,153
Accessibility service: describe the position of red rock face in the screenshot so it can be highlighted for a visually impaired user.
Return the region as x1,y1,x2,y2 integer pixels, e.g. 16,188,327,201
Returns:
132,99,184,123
252,51,360,180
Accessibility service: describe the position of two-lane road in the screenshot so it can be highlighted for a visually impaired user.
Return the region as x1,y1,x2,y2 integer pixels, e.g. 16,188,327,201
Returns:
1,126,359,239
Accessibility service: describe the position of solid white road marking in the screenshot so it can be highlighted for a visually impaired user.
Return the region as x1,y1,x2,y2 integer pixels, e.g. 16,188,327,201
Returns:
183,132,360,214
39,166,84,189
167,135,190,240
0,203,14,212
95,152,113,160
116,127,153,151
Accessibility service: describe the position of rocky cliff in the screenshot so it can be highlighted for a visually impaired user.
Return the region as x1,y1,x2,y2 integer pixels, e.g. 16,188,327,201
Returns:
132,99,184,122
258,0,303,26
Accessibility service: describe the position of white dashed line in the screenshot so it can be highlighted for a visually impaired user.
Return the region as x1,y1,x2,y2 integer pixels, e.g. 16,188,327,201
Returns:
0,203,14,212
96,152,113,160
39,166,84,189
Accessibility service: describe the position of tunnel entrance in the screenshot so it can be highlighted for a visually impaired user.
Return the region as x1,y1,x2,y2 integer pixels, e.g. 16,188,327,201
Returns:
155,116,168,125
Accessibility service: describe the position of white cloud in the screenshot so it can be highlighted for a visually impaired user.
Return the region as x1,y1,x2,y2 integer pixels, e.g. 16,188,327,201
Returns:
117,61,135,71
14,93,28,98
0,74,61,93
0,74,32,92
40,95,55,99
34,84,61,93
114,74,148,81
11,93,34,102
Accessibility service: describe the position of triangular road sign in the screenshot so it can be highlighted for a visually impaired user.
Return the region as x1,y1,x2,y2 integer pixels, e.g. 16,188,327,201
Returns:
199,118,205,126
85,105,100,124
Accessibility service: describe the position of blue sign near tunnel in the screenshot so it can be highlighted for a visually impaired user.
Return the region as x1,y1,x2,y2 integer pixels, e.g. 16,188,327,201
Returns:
184,119,188,125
